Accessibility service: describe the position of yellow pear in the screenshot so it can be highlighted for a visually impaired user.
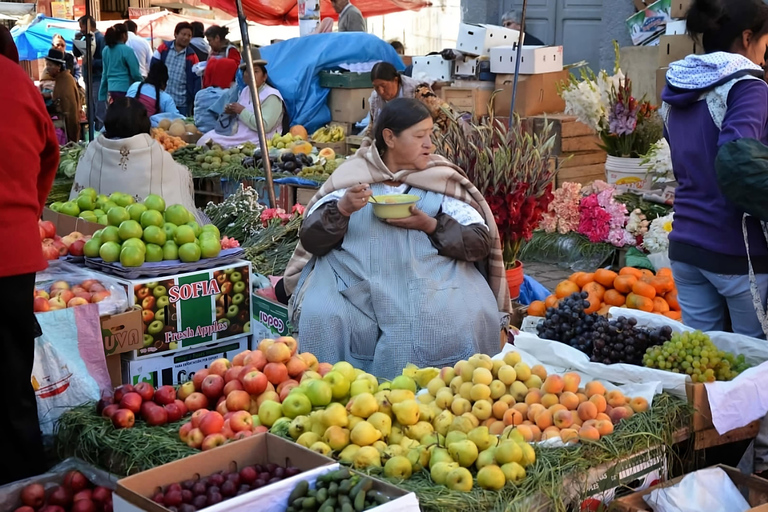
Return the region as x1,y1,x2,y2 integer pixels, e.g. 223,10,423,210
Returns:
430,461,459,485
404,421,434,442
296,432,321,448
449,416,474,434
389,424,404,445
347,392,378,418
309,441,332,456
468,426,496,451
368,412,392,438
476,447,497,470
434,388,454,409
311,420,328,437
433,410,455,436
495,440,523,465
477,464,506,491
501,462,526,484
418,403,434,423
338,444,361,464
374,390,392,416
384,455,413,479
392,399,420,426
373,440,389,454
520,442,536,467
323,426,350,451
445,430,468,447
429,446,454,468
288,415,312,439
353,446,381,469
417,393,434,404
427,377,447,397
408,445,431,472
448,439,479,467
350,421,381,446
383,444,406,459
389,389,416,404
347,415,364,431
400,437,420,450
323,403,349,427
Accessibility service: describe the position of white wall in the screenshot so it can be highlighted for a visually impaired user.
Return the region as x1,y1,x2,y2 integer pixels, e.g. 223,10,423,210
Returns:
366,0,462,56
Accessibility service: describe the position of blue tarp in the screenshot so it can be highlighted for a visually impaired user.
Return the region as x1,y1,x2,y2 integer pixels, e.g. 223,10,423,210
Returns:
259,32,404,133
11,15,79,61
518,276,550,306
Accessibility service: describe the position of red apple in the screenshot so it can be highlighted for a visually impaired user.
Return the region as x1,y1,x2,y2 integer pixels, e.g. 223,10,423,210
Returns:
91,487,111,504
56,289,74,303
91,291,111,303
240,370,268,396
201,374,225,400
201,433,227,451
154,385,176,405
223,380,243,396
53,240,68,256
69,239,86,257
142,296,156,310
185,392,209,412
134,382,155,402
67,297,89,308
279,382,299,402
230,410,253,432
48,296,67,310
73,490,92,502
80,279,100,291
113,384,134,402
253,425,268,434
244,351,267,371
136,287,150,300
101,404,119,419
63,470,89,492
174,399,188,417
186,428,204,449
20,483,45,508
231,350,251,367
190,408,209,428
112,408,135,428
199,411,225,436
226,390,251,412
224,365,244,383
208,358,231,378
42,243,60,260
40,220,55,239
192,369,210,391
119,392,142,414
141,310,154,324
71,499,96,512
140,400,157,419
232,430,251,441
216,400,229,416
34,297,51,313
74,292,92,302
164,403,183,423
179,422,193,443
263,363,289,385
48,486,73,507
221,419,235,438
144,405,168,426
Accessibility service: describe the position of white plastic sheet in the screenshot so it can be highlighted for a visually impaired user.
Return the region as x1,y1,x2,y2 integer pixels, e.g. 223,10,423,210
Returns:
643,467,750,512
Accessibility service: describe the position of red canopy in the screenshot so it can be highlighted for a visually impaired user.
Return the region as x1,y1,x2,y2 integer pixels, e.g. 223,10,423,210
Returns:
201,0,430,26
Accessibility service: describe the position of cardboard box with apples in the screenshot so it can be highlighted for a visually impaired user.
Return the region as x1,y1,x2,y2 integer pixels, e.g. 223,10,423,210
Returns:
121,336,250,387
251,294,293,340
106,261,253,359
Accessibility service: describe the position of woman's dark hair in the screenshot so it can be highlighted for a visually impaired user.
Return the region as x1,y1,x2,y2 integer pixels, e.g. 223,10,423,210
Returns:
390,40,404,54
373,98,431,154
687,0,768,53
138,61,169,115
371,61,400,82
174,22,194,37
190,21,205,38
104,97,151,139
204,25,230,40
104,24,127,48
124,20,138,33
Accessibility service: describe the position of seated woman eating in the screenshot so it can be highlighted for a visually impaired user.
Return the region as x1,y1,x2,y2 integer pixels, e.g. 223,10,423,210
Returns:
126,61,181,125
282,98,510,379
70,97,199,219
197,55,286,148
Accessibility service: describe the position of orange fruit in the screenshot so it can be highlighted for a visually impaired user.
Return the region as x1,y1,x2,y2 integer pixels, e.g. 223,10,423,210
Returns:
665,290,680,311
582,282,606,301
569,272,586,283
594,269,618,288
632,280,657,299
527,300,546,317
663,311,683,321
641,269,656,280
656,268,673,278
613,275,637,294
626,293,654,312
556,280,581,299
574,273,595,288
650,276,675,295
604,289,626,307
619,267,643,279
545,295,559,308
597,304,611,316
652,297,670,313
584,294,601,314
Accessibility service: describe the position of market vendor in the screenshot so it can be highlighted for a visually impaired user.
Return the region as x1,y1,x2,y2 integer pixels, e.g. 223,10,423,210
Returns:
193,57,238,134
42,48,81,143
281,98,510,379
365,62,454,136
70,97,199,219
126,61,181,122
197,54,287,149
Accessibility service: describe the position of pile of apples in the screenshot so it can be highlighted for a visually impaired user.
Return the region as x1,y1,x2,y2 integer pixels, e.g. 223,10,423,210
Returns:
175,337,322,450
15,470,112,512
97,383,187,429
34,279,111,313
39,220,91,261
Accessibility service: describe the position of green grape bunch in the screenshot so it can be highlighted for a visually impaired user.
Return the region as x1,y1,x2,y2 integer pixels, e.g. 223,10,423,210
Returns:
642,330,750,382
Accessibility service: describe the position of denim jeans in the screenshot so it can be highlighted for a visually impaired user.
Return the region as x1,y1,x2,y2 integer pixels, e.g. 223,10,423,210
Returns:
90,77,107,131
670,260,768,339
671,260,768,471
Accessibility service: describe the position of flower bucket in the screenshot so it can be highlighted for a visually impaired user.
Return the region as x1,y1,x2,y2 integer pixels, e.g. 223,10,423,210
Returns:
506,261,525,300
605,156,652,191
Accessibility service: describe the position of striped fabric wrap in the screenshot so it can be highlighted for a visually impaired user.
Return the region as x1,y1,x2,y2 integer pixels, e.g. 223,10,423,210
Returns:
282,140,511,315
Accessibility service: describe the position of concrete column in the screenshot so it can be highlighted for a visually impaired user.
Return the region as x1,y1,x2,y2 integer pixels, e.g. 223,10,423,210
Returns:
599,0,634,71
460,0,501,25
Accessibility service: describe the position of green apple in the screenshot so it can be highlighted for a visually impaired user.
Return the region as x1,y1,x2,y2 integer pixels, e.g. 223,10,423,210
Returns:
174,225,196,245
178,242,201,263
120,245,145,267
350,379,376,396
156,296,170,309
118,220,143,241
59,201,80,217
143,194,166,212
140,210,164,229
146,282,158,289
322,371,351,401
122,238,146,254
107,206,130,227
243,321,250,332
153,285,167,298
79,187,98,200
186,221,202,237
97,215,108,225
201,224,220,237
258,400,283,427
99,241,121,262
79,211,98,223
83,237,102,258
163,223,177,240
217,318,230,329
281,393,312,419
200,237,221,259
111,192,135,207
230,271,243,283
304,379,333,407
226,304,239,319
155,309,165,323
143,225,166,245
332,361,357,383
95,194,109,208
162,241,179,260
391,375,417,393
76,194,95,211
143,334,154,347
92,229,103,238
101,201,118,213
98,226,118,243
147,320,164,335
93,209,105,218
126,203,147,222
233,281,246,294
145,243,163,262
49,202,63,212
164,204,191,226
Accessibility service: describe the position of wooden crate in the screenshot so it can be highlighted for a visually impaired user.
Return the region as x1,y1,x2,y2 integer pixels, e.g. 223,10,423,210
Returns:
440,86,493,119
685,381,761,450
611,464,768,511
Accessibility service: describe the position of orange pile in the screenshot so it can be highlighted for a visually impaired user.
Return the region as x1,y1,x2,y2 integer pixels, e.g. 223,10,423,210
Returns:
151,128,187,153
528,267,681,320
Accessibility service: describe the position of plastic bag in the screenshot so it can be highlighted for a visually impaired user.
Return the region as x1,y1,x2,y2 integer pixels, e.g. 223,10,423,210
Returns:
35,260,128,315
33,304,111,438
518,275,550,305
0,457,118,510
643,467,750,512
519,231,616,272
647,251,671,272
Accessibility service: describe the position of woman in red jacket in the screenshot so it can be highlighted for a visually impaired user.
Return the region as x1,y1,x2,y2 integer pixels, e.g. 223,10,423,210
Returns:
0,27,60,484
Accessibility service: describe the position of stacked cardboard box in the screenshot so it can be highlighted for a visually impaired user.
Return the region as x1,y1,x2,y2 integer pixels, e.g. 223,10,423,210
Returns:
655,0,698,104
525,114,607,188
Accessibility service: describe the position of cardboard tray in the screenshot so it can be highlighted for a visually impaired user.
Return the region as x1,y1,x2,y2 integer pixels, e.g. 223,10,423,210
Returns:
42,207,103,237
115,433,334,512
610,464,768,512
84,248,245,279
